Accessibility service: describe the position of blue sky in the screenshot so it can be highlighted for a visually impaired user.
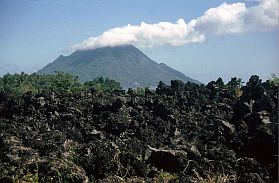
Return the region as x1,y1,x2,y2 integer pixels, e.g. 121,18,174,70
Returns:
0,0,278,83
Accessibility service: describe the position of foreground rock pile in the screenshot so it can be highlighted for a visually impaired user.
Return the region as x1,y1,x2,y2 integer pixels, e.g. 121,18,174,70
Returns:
0,76,278,182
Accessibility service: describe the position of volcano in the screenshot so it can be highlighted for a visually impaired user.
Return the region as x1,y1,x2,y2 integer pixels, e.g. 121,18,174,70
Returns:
38,45,200,88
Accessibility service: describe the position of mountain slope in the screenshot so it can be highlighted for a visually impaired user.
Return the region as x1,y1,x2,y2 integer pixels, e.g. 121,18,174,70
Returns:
38,45,200,88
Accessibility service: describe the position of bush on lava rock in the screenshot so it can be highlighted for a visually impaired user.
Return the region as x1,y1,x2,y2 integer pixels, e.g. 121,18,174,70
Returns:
0,74,278,182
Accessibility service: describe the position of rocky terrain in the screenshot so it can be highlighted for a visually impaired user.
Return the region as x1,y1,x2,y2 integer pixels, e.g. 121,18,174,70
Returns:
0,76,278,183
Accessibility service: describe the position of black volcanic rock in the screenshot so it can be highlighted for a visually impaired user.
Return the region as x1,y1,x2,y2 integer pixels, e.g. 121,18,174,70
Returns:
0,77,278,182
38,45,200,88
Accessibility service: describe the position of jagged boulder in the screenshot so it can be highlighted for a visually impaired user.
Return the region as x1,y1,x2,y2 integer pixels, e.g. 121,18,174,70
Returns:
145,146,187,172
253,96,275,113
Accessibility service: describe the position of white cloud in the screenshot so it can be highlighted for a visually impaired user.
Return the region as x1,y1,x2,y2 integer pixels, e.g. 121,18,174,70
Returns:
73,0,278,50
192,0,278,34
243,0,279,31
191,2,247,34
72,19,205,50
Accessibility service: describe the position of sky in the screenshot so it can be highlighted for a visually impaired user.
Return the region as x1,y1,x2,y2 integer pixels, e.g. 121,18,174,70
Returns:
0,0,278,83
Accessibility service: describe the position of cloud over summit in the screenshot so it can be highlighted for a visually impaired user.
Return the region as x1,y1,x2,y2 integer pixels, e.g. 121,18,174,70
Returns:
72,19,205,50
73,0,278,50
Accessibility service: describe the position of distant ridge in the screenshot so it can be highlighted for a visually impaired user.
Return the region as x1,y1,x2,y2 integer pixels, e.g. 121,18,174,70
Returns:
38,45,201,88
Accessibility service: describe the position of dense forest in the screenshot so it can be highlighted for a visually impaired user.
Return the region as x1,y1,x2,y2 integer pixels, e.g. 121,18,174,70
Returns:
0,73,278,183
0,72,122,96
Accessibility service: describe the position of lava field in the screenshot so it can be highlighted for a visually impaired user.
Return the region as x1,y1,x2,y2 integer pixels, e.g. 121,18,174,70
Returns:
0,78,278,183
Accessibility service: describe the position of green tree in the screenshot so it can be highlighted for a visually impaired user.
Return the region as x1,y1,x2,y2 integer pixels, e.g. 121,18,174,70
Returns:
227,77,243,88
84,77,121,93
270,73,279,86
215,77,224,87
0,72,122,96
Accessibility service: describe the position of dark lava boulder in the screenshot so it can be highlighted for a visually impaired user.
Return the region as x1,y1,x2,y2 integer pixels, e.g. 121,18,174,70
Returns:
145,146,187,172
253,96,276,113
0,76,278,182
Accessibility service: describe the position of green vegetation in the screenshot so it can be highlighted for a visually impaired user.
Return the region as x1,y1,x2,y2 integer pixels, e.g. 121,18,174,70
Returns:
155,170,179,183
200,173,237,183
269,73,279,86
0,72,122,97
84,76,121,93
13,171,39,183
227,77,243,88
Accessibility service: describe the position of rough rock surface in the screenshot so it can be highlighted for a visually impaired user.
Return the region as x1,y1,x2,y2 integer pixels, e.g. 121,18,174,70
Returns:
0,78,278,182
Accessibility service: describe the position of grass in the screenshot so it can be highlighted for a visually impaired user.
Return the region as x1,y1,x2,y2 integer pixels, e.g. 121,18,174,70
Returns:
112,149,130,178
12,166,39,183
199,172,237,183
154,170,179,183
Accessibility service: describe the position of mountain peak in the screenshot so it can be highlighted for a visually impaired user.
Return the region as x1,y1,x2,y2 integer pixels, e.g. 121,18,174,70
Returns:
38,45,200,88
71,44,143,56
74,44,137,53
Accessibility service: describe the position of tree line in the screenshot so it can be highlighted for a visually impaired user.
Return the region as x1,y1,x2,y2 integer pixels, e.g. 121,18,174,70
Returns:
0,71,121,97
0,71,278,97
